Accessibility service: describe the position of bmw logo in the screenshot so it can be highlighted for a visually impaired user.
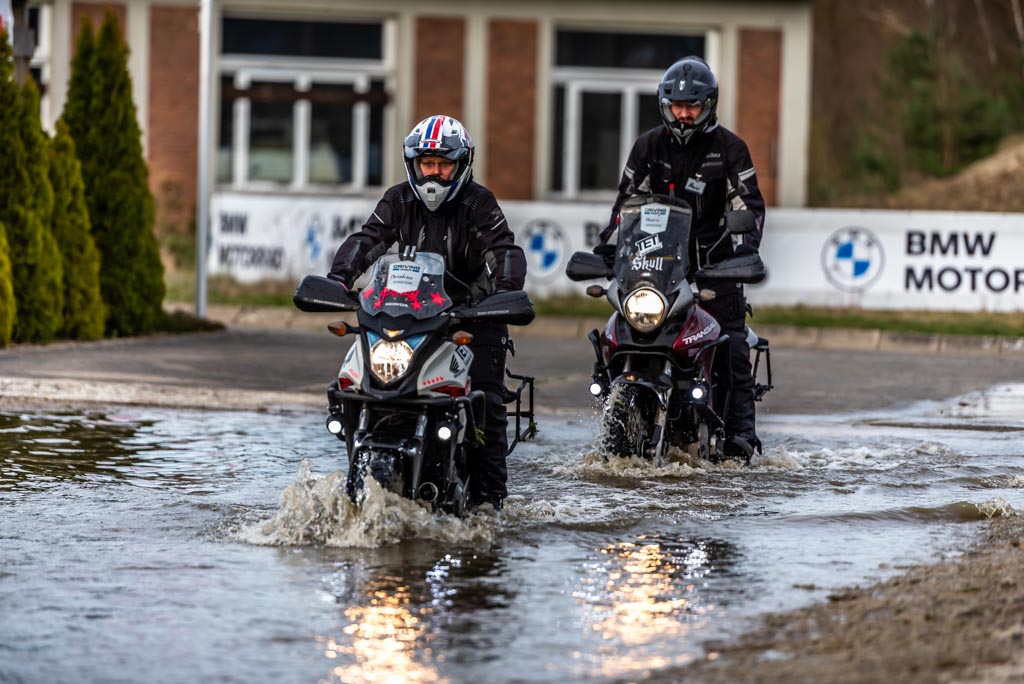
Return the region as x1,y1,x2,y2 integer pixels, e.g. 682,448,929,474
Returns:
306,214,325,263
524,219,566,281
821,227,884,293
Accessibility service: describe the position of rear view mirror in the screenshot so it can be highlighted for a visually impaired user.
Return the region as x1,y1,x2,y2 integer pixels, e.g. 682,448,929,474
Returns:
565,251,613,281
725,210,756,235
450,290,536,326
293,275,360,312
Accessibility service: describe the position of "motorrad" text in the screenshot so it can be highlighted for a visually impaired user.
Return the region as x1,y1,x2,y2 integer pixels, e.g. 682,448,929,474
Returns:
218,245,284,269
904,230,1024,293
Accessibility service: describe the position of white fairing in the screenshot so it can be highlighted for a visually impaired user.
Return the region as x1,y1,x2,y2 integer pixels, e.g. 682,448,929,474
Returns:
417,342,472,394
338,342,364,386
419,343,474,442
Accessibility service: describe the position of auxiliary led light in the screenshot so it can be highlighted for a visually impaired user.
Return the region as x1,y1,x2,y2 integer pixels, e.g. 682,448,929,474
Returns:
326,418,343,434
589,382,604,397
691,386,706,400
437,425,454,441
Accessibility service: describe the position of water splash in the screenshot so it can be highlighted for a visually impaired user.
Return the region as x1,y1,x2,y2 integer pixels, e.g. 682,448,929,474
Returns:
555,448,702,479
753,446,804,469
976,497,1018,519
238,459,498,548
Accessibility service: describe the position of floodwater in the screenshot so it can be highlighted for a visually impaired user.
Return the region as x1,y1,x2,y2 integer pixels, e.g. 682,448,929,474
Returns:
2,385,1024,683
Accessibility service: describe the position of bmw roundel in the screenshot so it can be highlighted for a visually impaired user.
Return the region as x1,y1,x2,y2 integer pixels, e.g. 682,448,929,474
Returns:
821,227,884,293
524,219,566,280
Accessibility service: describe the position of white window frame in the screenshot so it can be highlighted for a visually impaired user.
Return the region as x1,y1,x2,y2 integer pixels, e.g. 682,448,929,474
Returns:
549,27,708,200
217,27,391,194
551,67,663,200
27,4,52,128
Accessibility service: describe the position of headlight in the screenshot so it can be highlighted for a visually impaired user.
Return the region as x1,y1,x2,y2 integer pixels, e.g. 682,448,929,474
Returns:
623,287,666,332
369,339,414,383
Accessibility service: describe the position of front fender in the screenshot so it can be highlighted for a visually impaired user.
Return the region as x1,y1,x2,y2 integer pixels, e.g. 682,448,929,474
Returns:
610,373,671,407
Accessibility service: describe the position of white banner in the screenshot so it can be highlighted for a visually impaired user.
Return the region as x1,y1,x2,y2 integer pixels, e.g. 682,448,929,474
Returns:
208,193,1024,311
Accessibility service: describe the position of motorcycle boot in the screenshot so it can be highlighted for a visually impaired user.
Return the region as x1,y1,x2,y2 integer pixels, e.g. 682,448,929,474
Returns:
702,286,760,462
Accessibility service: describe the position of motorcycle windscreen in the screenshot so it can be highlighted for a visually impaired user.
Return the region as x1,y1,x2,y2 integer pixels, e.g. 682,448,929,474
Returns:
359,252,452,319
614,199,692,295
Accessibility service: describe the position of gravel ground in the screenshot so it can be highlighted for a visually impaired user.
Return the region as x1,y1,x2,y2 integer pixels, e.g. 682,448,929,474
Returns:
667,515,1024,684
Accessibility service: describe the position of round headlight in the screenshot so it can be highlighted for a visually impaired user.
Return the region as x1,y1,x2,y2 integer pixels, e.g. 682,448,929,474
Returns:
369,339,414,383
623,288,666,332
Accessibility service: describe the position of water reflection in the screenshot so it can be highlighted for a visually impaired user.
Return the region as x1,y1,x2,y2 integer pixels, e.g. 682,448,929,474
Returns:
0,408,302,495
573,533,738,678
322,576,443,684
0,410,147,491
313,549,515,683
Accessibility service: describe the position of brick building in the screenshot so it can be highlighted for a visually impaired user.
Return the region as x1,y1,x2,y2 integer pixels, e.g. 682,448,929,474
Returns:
28,0,812,236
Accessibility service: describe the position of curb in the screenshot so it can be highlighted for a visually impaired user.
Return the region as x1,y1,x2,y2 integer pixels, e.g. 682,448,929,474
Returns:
166,304,1024,356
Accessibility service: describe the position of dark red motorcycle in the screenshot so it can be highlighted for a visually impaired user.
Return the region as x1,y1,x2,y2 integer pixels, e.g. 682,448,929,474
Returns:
565,194,772,463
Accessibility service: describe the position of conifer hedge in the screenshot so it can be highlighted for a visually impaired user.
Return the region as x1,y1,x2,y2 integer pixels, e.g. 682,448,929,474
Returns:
0,224,14,347
49,120,106,340
63,15,165,336
0,30,64,343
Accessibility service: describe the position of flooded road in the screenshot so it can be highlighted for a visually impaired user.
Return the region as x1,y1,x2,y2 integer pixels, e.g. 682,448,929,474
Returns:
2,383,1023,683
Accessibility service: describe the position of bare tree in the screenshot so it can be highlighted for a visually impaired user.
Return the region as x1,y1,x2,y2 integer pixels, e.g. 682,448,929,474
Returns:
1011,0,1024,53
972,0,999,65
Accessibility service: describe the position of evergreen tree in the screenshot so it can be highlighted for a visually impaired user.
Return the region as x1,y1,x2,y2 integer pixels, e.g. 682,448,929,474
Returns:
49,120,106,340
0,29,63,343
63,13,165,336
0,224,14,348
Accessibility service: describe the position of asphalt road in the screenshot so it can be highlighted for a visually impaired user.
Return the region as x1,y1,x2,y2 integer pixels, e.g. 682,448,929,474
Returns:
3,327,1024,415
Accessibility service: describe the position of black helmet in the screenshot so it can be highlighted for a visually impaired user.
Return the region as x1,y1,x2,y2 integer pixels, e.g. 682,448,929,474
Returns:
657,56,719,144
403,115,474,211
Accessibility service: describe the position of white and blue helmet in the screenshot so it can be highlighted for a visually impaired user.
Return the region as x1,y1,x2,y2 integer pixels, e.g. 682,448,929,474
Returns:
403,114,474,211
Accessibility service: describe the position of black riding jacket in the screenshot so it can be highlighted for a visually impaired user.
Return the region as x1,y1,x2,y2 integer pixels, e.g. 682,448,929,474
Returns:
329,180,527,306
602,124,766,270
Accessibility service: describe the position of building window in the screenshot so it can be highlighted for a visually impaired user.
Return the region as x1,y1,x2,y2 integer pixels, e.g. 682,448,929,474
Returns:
550,28,704,197
217,15,390,192
27,5,51,125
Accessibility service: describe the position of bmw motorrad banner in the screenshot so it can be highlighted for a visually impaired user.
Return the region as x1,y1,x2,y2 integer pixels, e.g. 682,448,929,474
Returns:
753,209,1024,312
209,193,1024,311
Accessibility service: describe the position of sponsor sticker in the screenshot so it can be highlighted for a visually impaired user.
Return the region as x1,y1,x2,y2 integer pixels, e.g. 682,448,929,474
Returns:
631,255,665,272
634,234,663,257
641,205,670,234
385,262,422,292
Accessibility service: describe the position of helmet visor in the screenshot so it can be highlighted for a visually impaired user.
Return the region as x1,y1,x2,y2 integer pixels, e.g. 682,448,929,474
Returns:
660,97,711,128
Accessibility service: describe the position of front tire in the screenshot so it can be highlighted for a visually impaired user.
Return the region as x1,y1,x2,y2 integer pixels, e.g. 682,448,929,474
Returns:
346,449,405,503
601,385,653,458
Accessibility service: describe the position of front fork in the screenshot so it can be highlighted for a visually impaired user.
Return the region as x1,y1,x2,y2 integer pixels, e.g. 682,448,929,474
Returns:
649,358,671,463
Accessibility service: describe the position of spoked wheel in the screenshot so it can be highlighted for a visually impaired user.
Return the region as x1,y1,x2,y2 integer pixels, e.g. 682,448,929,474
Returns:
679,409,712,462
440,477,470,517
696,421,712,461
601,385,654,458
346,449,405,503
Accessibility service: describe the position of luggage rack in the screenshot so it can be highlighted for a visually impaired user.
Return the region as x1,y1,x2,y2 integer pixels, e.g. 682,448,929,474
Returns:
752,336,774,401
504,369,536,455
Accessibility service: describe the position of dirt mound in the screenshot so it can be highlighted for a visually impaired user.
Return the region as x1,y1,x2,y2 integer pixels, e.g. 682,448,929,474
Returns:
883,136,1024,213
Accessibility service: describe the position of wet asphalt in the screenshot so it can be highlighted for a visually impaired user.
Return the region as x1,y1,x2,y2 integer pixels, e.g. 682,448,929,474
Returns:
2,323,1024,415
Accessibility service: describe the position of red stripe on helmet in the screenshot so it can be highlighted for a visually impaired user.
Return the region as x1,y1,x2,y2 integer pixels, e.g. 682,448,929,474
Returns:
425,115,445,143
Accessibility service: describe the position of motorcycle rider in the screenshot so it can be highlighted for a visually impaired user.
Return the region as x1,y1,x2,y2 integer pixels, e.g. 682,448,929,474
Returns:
328,114,527,510
598,56,766,460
